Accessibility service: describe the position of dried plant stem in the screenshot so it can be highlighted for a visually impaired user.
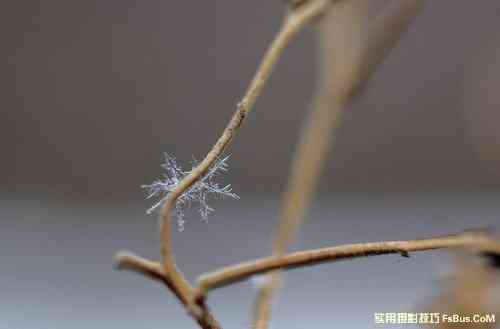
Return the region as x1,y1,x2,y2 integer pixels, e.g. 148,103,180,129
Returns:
251,1,424,327
115,252,221,329
159,0,331,275
197,233,500,295
252,90,346,329
274,86,346,256
115,2,334,328
115,252,185,302
251,1,367,326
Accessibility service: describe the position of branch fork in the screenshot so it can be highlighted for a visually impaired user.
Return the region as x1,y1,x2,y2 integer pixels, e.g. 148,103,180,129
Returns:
112,1,500,329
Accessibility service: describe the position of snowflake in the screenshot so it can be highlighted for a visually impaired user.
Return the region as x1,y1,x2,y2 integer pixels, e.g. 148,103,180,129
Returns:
143,153,239,230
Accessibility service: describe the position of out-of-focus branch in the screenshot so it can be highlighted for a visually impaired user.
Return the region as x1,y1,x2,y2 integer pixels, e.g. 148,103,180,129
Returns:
252,1,370,326
353,0,424,94
197,232,500,295
251,1,424,328
427,255,500,329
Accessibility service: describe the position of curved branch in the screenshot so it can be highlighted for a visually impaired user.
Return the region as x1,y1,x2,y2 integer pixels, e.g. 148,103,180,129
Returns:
197,233,500,295
251,1,369,327
158,0,331,275
251,1,425,327
115,2,335,329
155,0,332,324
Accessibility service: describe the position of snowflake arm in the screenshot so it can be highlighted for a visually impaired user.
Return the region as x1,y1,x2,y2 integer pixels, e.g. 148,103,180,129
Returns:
143,154,239,230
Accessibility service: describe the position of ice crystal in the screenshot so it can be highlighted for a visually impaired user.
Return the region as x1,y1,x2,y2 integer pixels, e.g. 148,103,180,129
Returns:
143,153,239,230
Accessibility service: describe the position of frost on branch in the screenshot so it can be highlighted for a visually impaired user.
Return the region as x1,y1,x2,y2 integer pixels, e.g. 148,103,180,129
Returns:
143,154,239,230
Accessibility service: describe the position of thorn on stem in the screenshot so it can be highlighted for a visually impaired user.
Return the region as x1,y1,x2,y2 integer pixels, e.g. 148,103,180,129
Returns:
398,250,410,258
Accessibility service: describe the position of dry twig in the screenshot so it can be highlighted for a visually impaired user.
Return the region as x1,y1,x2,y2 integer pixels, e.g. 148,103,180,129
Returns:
197,232,500,296
251,1,423,328
113,2,480,329
114,1,337,328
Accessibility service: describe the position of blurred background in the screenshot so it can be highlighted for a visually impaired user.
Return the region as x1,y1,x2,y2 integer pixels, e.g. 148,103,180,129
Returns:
2,1,500,328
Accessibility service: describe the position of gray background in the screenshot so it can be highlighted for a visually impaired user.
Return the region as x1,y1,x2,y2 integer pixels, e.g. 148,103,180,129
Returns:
3,0,500,199
2,1,500,328
2,193,500,329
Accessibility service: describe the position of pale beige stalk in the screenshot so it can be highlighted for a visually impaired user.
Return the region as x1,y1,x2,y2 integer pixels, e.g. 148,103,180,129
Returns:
197,233,500,294
114,1,424,327
114,2,334,328
251,1,424,328
158,0,331,281
251,1,370,328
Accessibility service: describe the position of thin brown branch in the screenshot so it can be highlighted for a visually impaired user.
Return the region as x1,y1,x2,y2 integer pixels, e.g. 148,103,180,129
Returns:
158,0,331,277
355,0,424,94
251,1,369,327
115,251,165,283
114,252,221,329
115,251,191,305
197,233,500,296
251,1,424,327
115,2,335,328
156,0,332,325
